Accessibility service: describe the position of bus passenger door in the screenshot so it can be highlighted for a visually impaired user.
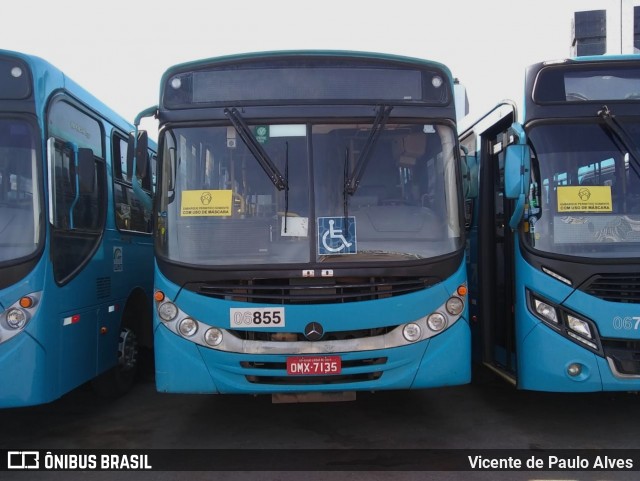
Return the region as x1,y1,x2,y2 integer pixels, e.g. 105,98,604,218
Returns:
47,134,107,394
476,115,517,383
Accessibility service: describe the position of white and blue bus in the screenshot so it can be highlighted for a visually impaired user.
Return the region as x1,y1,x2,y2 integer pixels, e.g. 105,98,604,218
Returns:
461,55,640,391
133,51,470,402
0,50,156,407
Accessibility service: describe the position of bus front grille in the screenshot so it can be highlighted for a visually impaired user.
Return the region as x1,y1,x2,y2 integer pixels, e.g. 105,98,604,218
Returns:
581,274,640,304
229,326,396,342
241,357,387,385
193,276,435,304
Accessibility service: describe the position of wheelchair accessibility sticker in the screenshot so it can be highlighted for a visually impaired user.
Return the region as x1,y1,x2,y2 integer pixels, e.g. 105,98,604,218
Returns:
317,217,357,255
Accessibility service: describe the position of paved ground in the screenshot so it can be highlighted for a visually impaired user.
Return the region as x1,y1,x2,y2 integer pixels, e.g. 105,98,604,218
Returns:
1,365,639,480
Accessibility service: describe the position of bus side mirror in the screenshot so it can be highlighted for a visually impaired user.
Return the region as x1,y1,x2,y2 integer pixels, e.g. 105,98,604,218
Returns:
461,147,478,199
77,148,95,194
504,144,531,229
127,130,153,212
454,81,469,123
127,130,149,180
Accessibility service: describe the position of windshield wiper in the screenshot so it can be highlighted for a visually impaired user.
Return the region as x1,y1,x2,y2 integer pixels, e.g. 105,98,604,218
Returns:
224,108,288,191
598,105,640,179
344,105,393,195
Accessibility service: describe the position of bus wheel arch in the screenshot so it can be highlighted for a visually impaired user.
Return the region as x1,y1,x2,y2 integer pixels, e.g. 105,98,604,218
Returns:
92,287,153,398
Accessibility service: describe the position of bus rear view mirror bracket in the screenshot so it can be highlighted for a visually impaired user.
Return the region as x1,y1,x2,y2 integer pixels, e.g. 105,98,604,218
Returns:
504,144,531,229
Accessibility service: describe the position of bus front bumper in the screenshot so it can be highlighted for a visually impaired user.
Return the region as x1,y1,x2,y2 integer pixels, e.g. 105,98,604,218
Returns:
154,317,470,395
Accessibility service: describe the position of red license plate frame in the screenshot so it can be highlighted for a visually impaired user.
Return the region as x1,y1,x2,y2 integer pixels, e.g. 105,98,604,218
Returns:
286,356,342,375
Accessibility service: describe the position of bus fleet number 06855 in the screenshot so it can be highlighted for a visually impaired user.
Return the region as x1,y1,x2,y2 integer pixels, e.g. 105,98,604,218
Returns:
230,307,286,328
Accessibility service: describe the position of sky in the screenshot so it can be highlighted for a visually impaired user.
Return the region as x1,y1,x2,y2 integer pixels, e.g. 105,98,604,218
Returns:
0,0,619,137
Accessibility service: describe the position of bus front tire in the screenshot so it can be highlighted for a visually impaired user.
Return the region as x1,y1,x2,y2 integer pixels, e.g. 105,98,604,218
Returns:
91,328,139,398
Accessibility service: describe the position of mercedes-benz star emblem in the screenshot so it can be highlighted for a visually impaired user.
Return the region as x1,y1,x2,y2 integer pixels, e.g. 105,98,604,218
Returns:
304,322,324,341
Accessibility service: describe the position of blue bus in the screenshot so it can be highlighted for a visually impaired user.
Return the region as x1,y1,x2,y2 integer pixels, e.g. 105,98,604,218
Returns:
460,56,640,392
0,50,156,407
132,51,471,402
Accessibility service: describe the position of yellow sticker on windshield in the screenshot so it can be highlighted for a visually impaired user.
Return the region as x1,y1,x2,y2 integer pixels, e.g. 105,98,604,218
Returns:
557,186,612,213
181,190,233,216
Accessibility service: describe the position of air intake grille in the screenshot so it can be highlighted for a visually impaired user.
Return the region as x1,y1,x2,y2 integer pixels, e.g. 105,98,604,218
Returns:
191,276,436,304
96,277,111,299
602,339,640,375
581,274,640,304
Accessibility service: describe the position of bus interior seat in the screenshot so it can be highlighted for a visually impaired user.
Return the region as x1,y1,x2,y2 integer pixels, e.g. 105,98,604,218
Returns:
392,133,427,167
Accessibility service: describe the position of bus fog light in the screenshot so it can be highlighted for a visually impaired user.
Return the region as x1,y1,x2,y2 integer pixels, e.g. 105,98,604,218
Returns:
533,299,558,324
446,297,464,316
204,328,223,346
567,315,592,339
427,313,447,332
403,323,422,342
6,308,27,329
567,363,582,377
178,318,198,337
158,302,178,322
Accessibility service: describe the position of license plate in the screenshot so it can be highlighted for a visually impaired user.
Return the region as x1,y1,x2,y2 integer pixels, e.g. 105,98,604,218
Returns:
286,356,342,375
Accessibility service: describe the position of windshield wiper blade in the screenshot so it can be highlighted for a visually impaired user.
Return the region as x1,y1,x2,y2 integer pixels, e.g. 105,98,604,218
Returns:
224,108,288,190
345,105,393,195
598,105,640,179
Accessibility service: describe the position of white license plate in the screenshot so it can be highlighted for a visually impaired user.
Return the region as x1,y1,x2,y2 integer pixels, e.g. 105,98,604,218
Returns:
229,307,285,328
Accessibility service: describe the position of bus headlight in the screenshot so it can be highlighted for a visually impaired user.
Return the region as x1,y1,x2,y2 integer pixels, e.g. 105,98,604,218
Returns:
178,318,198,337
6,308,27,329
427,313,447,332
528,290,601,354
446,297,464,316
567,314,592,339
533,298,558,324
403,323,422,342
204,328,223,346
158,302,178,322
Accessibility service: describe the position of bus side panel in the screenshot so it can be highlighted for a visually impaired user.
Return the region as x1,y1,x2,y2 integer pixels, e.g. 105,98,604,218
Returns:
95,230,154,374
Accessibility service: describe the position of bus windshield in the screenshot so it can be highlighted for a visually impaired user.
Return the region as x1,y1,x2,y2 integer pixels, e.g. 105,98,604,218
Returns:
525,120,640,258
157,122,461,266
0,118,41,264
